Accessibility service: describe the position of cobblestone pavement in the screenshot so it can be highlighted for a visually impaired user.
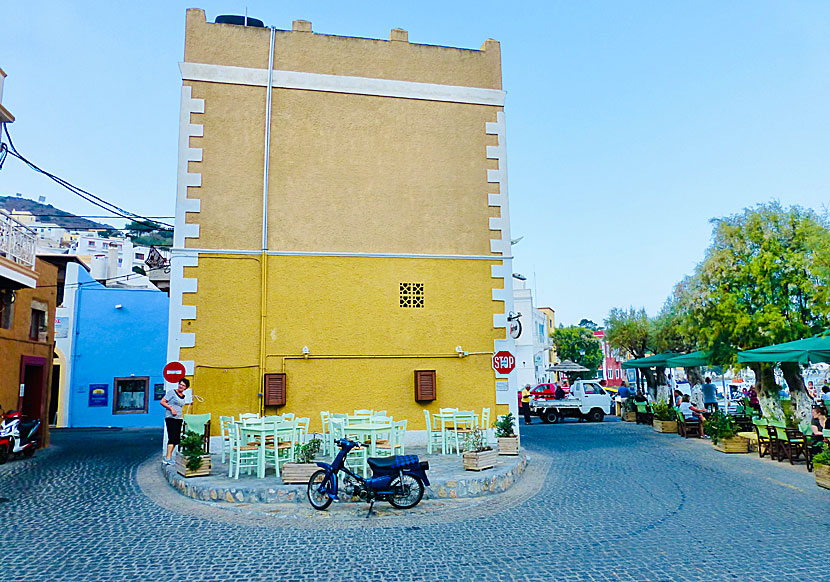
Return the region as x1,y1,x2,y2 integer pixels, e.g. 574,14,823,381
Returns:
5,421,830,581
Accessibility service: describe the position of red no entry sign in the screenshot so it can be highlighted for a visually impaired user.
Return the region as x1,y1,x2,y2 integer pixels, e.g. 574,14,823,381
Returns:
163,361,187,384
492,351,516,374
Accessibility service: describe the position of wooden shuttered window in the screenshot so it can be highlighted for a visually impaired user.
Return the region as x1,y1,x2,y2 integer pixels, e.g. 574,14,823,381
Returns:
414,370,436,402
263,373,286,406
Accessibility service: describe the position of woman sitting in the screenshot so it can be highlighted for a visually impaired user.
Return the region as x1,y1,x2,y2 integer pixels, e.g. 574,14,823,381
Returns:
679,394,706,437
810,404,828,453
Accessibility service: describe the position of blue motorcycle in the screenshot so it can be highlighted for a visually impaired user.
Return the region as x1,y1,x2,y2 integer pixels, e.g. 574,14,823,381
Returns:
307,438,430,511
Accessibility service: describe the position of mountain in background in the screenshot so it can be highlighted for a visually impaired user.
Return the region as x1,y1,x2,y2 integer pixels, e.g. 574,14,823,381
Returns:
0,195,114,230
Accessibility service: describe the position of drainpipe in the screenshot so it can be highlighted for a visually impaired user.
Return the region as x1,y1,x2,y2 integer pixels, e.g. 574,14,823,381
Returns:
259,27,276,415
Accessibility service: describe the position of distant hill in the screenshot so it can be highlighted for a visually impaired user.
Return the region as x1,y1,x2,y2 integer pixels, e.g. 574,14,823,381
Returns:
0,196,114,230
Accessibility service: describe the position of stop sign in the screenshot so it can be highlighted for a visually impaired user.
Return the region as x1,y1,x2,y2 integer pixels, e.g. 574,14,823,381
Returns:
163,361,187,384
492,350,516,374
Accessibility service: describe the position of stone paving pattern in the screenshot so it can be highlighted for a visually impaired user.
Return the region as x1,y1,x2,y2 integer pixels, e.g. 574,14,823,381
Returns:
4,420,830,581
162,445,528,504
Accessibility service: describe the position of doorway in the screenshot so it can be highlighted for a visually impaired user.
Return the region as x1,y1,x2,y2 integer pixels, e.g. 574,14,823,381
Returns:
49,363,60,425
19,356,47,422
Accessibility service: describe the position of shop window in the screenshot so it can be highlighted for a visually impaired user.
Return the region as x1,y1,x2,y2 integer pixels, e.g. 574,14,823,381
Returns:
399,282,424,308
0,289,14,330
113,377,149,413
136,253,145,260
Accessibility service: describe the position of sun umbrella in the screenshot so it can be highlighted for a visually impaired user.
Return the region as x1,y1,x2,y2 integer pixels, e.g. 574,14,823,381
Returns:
737,333,830,365
665,350,713,368
621,352,677,369
547,359,590,373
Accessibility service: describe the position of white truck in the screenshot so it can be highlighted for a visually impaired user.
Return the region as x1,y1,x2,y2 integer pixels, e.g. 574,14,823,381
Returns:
529,380,613,424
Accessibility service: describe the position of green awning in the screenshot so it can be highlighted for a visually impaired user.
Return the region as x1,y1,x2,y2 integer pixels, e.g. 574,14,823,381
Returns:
621,352,677,369
737,334,830,365
665,350,713,368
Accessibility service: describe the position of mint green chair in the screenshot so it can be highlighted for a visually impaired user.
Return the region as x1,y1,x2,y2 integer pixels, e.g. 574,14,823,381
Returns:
265,421,295,474
280,412,295,421
375,420,407,457
295,417,310,443
239,412,259,421
227,422,259,479
219,415,233,463
423,410,444,454
330,418,366,476
183,413,211,453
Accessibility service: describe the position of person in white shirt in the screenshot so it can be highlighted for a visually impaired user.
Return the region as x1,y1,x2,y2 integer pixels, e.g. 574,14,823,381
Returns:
679,394,706,436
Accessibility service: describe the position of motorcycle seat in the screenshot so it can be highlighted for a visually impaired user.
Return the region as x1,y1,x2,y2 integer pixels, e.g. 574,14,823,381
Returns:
18,420,37,434
367,455,419,472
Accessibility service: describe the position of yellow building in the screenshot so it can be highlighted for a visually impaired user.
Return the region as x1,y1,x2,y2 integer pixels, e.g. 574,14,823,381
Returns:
537,306,557,367
168,10,517,433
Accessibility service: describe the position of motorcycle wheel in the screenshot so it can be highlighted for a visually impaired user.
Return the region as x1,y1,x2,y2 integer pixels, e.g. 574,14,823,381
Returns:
0,445,8,464
388,473,424,509
307,470,333,511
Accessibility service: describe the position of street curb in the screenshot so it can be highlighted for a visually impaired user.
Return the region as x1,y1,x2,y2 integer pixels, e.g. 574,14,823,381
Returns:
160,452,529,504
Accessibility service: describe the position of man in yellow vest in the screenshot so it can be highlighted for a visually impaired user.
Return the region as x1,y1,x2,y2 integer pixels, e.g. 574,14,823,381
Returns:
521,384,532,425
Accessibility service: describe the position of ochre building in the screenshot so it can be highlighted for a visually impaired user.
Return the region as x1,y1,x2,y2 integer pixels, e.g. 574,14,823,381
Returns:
168,10,518,433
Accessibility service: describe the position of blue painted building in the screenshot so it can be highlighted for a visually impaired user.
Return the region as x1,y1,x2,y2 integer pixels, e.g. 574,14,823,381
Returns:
56,263,169,428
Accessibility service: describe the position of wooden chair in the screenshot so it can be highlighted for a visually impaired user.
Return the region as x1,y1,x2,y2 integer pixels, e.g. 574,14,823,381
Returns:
766,422,785,461
635,402,652,425
752,418,772,459
781,427,812,471
675,408,702,438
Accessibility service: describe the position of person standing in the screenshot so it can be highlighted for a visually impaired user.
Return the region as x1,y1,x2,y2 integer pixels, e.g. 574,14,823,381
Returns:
618,381,630,400
521,384,533,425
701,377,718,412
161,378,189,465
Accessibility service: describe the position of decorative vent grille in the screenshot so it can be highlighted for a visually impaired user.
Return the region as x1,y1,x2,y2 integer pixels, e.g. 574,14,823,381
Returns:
399,282,424,308
414,370,436,401
263,373,286,406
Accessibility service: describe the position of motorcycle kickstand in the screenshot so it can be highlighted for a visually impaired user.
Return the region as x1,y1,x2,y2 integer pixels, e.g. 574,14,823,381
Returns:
365,500,376,519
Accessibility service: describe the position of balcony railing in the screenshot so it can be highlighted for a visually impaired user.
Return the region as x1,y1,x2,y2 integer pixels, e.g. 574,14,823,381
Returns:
0,211,36,270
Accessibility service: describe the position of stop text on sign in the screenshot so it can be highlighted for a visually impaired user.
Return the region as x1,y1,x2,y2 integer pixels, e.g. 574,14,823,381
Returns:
492,351,516,374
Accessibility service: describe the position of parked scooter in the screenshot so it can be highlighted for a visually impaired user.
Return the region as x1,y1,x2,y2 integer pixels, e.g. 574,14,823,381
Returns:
0,408,41,463
307,438,430,512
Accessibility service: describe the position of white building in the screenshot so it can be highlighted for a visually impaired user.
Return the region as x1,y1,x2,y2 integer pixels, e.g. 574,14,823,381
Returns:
70,234,162,282
512,275,554,389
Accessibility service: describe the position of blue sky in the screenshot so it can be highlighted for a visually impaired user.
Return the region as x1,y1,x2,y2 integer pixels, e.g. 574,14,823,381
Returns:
2,1,829,326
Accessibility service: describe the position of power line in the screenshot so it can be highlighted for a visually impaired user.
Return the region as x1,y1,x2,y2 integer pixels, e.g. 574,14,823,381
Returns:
1,213,173,219
0,126,174,230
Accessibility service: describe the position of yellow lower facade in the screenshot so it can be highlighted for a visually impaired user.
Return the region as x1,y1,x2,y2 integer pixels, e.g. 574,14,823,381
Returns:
180,254,508,433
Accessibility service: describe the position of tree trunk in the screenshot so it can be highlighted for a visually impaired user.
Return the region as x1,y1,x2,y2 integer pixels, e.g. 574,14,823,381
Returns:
684,367,705,387
655,367,669,403
781,362,811,425
749,363,783,421
639,368,657,400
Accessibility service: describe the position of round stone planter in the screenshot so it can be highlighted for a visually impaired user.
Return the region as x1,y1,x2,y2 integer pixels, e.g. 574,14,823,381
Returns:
652,419,677,433
713,436,749,453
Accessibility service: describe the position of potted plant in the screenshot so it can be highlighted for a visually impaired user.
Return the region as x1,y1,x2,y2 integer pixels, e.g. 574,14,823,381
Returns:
494,412,519,455
462,428,497,471
651,402,677,433
622,397,637,422
813,443,830,489
281,438,323,484
176,430,211,477
704,410,747,453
